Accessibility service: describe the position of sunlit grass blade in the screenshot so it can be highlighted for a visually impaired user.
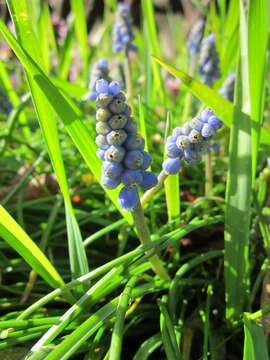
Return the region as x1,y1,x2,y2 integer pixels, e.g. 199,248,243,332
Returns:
5,0,89,278
152,56,270,147
38,0,58,72
0,57,30,138
164,112,180,221
247,0,269,178
0,18,132,224
159,297,181,360
70,0,89,82
201,284,213,360
142,1,165,106
243,316,269,360
59,21,75,80
133,333,162,360
50,76,88,98
138,95,149,152
65,205,89,278
0,60,20,106
29,267,123,353
109,275,138,360
43,300,117,360
220,0,239,75
0,205,64,289
224,7,252,319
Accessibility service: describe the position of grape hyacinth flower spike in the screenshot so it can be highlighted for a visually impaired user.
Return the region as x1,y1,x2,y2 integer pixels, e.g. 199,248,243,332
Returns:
141,109,223,205
219,73,235,102
87,59,111,101
94,79,169,280
163,109,222,174
199,33,220,86
112,3,137,54
94,79,157,211
189,18,205,56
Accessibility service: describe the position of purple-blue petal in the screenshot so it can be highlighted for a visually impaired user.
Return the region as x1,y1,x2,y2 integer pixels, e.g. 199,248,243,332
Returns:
118,186,139,211
140,171,158,190
162,158,181,175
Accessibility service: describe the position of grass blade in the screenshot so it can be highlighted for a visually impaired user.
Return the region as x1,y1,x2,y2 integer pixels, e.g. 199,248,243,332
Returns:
70,0,89,81
164,112,180,221
0,205,64,289
138,95,149,152
142,1,165,106
38,0,58,72
224,8,252,319
133,333,162,360
243,316,269,360
0,60,20,106
220,0,239,75
159,297,181,360
109,276,138,360
59,21,75,80
65,205,89,278
247,0,269,178
44,300,117,360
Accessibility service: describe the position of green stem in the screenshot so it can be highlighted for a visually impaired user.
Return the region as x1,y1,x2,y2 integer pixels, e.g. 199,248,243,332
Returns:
205,152,213,196
131,198,170,281
245,304,270,321
109,275,138,360
140,170,168,207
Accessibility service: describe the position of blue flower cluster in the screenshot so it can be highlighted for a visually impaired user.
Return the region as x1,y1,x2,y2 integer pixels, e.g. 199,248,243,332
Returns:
94,79,157,211
189,18,205,56
162,109,223,174
112,3,136,54
219,73,235,102
87,59,111,101
0,87,11,115
199,34,220,86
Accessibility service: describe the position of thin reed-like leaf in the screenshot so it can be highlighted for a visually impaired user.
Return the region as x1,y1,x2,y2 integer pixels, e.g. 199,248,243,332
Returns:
133,333,162,360
0,205,64,289
164,112,180,221
70,0,89,81
243,317,269,360
224,5,252,320
142,1,165,105
247,0,269,178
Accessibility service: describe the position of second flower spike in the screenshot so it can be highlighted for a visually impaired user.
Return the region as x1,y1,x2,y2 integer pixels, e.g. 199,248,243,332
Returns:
163,109,223,174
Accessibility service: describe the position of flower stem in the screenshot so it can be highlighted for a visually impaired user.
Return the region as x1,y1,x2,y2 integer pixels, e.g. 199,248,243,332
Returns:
205,152,213,196
140,170,168,207
131,197,170,281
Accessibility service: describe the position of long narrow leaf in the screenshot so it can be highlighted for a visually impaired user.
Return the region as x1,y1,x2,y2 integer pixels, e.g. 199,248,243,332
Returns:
0,205,64,289
243,317,269,360
224,6,252,319
164,112,180,221
247,0,269,177
70,0,89,81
